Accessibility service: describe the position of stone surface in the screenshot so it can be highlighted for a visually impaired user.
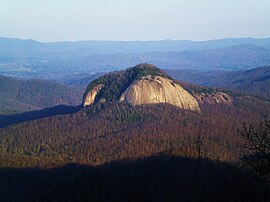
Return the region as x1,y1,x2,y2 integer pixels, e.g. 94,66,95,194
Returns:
83,84,103,106
194,92,233,105
119,76,200,111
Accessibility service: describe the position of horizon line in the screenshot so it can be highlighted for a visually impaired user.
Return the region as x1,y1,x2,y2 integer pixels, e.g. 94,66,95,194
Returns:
1,36,270,44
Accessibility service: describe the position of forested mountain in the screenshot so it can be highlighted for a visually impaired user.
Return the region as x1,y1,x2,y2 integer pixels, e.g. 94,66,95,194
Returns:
0,75,83,114
1,65,270,168
82,64,202,112
1,64,270,201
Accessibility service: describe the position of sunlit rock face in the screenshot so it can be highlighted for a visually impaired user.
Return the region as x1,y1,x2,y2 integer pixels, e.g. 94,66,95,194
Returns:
83,63,201,111
119,76,200,111
83,84,103,106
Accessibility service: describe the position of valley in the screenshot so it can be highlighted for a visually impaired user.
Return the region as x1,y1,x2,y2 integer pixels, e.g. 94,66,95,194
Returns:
0,44,270,202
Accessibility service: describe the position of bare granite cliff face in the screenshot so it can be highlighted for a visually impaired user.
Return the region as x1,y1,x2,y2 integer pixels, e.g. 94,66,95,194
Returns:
83,84,104,106
119,76,200,111
83,64,234,111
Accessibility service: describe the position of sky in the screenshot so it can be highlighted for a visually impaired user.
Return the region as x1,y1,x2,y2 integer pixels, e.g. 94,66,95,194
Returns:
0,0,270,42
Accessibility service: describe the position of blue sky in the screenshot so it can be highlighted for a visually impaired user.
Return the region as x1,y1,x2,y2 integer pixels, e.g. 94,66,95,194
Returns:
1,0,269,42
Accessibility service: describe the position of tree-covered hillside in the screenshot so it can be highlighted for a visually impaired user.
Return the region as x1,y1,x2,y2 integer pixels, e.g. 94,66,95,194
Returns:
0,75,83,114
1,95,269,168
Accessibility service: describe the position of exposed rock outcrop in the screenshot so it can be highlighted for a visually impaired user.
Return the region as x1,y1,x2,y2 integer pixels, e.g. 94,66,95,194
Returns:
83,84,103,106
119,76,200,111
194,92,233,105
82,64,234,111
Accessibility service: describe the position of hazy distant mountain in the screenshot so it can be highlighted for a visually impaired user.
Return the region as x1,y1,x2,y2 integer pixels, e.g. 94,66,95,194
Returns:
58,72,105,89
1,37,270,79
0,75,83,114
1,37,270,54
166,65,270,100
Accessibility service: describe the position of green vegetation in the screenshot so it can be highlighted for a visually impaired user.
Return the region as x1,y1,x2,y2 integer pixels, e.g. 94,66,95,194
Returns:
131,63,172,80
83,64,172,103
184,84,217,94
180,81,244,98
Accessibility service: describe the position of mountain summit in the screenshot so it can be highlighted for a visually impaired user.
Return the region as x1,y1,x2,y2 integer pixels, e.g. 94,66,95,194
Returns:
83,64,200,111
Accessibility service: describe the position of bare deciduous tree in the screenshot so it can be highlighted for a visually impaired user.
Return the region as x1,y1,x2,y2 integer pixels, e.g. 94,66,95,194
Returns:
239,116,270,184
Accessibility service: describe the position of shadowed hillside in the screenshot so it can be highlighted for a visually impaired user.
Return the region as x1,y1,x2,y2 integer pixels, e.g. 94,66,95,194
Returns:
0,155,268,202
0,105,81,128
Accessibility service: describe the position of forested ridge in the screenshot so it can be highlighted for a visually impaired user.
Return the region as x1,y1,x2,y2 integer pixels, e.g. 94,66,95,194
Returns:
1,96,269,168
0,75,83,114
1,97,270,201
